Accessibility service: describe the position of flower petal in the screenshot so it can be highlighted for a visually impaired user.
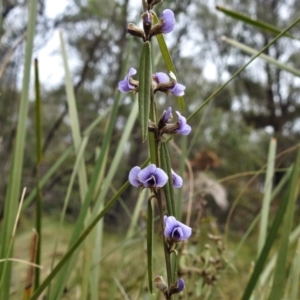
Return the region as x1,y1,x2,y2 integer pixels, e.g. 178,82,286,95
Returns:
118,67,137,93
169,82,186,97
164,216,192,241
171,169,183,188
161,9,175,34
154,72,170,84
172,227,183,240
137,164,157,183
175,111,192,135
164,216,177,238
154,168,168,187
128,166,141,186
177,222,192,240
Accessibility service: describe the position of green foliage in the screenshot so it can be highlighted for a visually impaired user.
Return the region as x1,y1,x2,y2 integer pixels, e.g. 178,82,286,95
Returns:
0,0,300,299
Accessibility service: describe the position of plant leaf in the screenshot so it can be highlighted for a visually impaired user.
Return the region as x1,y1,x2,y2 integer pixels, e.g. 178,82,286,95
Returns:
216,5,298,40
138,41,152,141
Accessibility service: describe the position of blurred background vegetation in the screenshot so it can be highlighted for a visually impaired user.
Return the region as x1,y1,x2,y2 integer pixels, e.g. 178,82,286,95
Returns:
1,0,300,298
1,0,299,227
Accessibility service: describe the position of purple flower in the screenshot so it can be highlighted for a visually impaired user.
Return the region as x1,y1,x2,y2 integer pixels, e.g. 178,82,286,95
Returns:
177,278,185,292
128,166,142,187
154,72,170,84
171,169,183,188
164,215,192,241
169,82,186,97
153,72,186,97
118,67,137,93
169,278,185,295
129,164,168,188
161,9,175,34
163,107,172,123
175,111,191,135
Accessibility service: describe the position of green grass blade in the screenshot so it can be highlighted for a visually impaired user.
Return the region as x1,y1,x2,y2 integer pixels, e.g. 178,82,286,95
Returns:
23,108,111,210
59,31,88,201
23,147,73,209
126,189,148,239
260,224,300,288
258,138,276,255
160,142,175,216
89,98,139,299
267,148,300,300
0,1,37,298
91,97,139,217
290,238,300,300
147,198,154,294
46,136,89,299
33,58,43,290
216,5,298,40
30,159,150,300
222,36,300,77
187,15,300,122
153,14,185,111
138,41,152,141
241,149,300,300
208,165,293,300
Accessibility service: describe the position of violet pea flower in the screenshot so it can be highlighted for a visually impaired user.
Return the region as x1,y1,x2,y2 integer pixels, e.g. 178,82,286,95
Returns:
129,164,168,188
153,72,186,97
175,111,191,135
169,82,186,97
118,67,137,93
164,215,192,241
177,278,185,292
154,72,170,84
161,9,175,34
171,169,183,188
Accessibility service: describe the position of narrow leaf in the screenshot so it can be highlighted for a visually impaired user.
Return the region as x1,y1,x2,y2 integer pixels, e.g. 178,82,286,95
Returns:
258,138,276,255
147,198,154,294
30,158,150,300
59,31,88,201
222,36,300,77
187,16,300,122
290,238,300,300
160,142,175,216
138,41,152,141
0,1,37,298
34,58,43,290
242,148,300,300
216,6,298,40
267,148,300,300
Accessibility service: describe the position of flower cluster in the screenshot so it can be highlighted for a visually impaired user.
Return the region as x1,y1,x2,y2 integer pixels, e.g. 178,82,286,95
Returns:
127,8,175,41
151,106,191,137
121,1,192,297
128,164,183,189
118,68,186,98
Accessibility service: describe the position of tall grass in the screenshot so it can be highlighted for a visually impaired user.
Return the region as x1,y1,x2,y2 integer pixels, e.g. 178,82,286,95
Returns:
0,1,300,300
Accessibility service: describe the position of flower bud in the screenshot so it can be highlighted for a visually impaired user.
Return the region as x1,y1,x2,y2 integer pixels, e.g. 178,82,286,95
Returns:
127,23,145,40
154,276,168,296
142,11,152,39
169,278,185,295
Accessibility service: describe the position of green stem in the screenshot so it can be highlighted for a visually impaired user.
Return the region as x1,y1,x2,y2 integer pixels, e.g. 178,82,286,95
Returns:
155,190,173,295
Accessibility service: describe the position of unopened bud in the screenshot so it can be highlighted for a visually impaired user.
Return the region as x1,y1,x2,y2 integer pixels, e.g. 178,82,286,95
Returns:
127,23,145,40
169,278,185,295
154,275,168,295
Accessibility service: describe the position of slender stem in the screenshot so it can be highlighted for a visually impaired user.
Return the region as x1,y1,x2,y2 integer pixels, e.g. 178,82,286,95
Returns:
155,190,172,297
